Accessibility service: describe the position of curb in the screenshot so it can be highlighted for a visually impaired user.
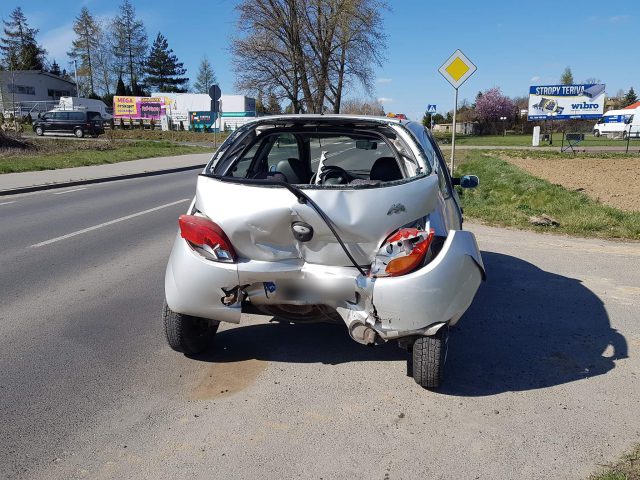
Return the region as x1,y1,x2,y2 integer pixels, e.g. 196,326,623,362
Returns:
0,164,206,196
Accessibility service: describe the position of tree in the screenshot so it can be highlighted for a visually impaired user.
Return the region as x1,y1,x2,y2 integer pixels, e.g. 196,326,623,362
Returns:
193,56,216,93
0,7,46,70
49,59,61,76
623,87,638,107
144,32,188,92
93,20,116,96
340,98,384,115
115,75,126,96
475,87,515,122
266,92,282,114
560,66,574,85
232,0,387,114
112,0,148,92
68,7,100,96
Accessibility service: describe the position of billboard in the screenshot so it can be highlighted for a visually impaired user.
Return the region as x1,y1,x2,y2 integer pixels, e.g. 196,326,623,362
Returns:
528,84,605,120
113,96,170,120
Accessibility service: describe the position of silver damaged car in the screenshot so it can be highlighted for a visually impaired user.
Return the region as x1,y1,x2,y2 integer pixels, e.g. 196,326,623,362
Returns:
162,115,485,389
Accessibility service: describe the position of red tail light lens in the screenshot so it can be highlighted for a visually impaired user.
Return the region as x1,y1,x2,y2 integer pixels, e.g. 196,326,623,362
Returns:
371,228,435,277
178,214,237,262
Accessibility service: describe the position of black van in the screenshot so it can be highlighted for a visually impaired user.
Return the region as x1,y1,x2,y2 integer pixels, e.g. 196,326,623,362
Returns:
33,110,105,138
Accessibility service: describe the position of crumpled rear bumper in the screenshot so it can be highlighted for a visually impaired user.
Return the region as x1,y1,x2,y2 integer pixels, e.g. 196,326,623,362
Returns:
372,230,484,336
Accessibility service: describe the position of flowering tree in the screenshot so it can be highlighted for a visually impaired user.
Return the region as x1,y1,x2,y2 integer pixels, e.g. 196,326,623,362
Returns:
475,87,515,122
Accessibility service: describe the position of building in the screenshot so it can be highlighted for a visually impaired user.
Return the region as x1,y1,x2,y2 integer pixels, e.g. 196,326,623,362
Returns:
432,122,478,135
0,70,77,117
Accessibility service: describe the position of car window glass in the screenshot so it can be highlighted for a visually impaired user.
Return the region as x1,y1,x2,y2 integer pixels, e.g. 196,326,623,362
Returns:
231,143,260,177
265,133,299,171
428,136,453,198
309,135,395,177
69,112,84,121
87,112,101,120
54,112,69,120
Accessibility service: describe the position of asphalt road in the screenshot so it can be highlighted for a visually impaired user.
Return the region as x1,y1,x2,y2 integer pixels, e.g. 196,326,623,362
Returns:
1,171,639,479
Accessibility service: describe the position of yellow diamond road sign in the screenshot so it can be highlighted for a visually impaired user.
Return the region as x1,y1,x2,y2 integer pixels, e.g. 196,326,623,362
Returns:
439,49,477,89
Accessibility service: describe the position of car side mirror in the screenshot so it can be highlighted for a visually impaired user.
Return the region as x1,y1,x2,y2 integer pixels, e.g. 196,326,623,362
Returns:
453,174,479,189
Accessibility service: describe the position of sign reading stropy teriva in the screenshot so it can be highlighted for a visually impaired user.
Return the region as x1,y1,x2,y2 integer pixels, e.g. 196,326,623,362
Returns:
528,84,605,120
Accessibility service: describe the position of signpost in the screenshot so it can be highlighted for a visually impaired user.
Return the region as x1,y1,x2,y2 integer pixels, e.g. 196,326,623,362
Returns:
427,104,437,130
438,50,477,172
208,84,222,145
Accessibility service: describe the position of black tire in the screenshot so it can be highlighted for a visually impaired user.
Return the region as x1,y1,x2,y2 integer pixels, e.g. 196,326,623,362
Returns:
411,326,448,389
593,129,600,137
162,301,219,354
622,131,628,140
35,126,44,136
74,127,84,138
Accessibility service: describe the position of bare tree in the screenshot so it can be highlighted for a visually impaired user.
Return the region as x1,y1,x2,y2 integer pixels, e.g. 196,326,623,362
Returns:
112,0,148,93
232,0,386,114
68,7,100,96
340,97,384,115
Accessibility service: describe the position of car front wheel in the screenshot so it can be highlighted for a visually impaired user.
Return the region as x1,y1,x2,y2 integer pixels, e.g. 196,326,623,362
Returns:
162,301,219,355
411,326,448,389
35,126,44,136
74,127,84,138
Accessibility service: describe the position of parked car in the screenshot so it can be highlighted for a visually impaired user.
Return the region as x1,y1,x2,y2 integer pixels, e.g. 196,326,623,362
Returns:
162,114,485,389
32,110,105,138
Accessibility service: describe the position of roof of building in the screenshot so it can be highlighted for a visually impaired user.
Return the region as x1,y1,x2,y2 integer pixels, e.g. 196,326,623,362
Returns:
0,69,76,86
623,101,640,110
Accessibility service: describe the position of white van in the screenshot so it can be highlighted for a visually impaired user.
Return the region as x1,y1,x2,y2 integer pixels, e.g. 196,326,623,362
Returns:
593,108,640,138
54,96,113,120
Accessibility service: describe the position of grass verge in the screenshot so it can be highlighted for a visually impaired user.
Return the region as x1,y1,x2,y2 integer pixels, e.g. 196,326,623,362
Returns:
454,150,640,240
434,133,640,149
590,444,640,480
0,139,211,173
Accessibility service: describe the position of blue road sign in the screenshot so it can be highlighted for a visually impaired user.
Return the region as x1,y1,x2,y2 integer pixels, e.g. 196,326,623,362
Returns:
427,104,437,113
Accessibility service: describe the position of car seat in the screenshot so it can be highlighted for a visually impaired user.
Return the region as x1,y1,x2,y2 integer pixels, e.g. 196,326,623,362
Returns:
276,158,311,184
369,157,403,182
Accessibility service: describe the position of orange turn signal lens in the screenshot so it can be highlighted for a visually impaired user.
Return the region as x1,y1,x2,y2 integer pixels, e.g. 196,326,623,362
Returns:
384,229,435,277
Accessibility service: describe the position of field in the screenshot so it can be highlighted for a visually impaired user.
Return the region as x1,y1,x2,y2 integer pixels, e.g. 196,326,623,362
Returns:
0,137,211,173
435,133,640,149
455,150,640,240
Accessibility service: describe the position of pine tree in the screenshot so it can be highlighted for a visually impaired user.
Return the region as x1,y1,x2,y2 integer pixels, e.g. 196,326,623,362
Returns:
0,7,46,70
144,33,188,92
623,87,638,107
560,67,574,85
68,7,100,96
115,75,126,96
49,59,61,76
193,56,216,93
112,0,147,91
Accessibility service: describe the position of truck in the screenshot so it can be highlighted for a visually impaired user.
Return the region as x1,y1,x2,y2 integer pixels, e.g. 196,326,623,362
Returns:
593,108,640,139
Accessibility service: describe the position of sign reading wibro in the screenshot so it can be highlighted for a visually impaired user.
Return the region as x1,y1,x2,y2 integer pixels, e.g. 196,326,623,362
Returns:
528,84,605,120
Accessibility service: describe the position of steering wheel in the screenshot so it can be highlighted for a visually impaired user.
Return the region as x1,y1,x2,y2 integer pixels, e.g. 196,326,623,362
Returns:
318,165,355,185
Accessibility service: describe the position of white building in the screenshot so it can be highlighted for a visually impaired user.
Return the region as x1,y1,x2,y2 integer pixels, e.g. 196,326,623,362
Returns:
0,70,77,116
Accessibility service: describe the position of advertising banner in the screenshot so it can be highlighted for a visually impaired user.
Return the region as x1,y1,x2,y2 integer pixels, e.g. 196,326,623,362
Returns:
113,96,169,120
190,111,217,130
528,84,605,120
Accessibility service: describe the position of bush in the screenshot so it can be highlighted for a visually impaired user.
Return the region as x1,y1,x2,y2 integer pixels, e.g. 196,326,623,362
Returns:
138,118,144,130
23,113,33,125
150,118,155,130
179,120,184,131
128,118,133,129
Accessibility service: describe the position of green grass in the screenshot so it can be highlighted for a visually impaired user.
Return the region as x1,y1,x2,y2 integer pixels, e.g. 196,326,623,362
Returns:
435,133,640,148
590,444,640,480
487,149,640,160
454,151,640,240
0,140,211,174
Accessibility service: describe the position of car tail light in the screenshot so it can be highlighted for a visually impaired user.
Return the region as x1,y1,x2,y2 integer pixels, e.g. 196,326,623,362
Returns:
178,214,237,262
371,228,435,277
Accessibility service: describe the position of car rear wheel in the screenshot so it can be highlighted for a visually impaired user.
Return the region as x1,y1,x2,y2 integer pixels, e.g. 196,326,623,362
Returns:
593,129,600,137
411,326,448,389
74,127,84,138
623,131,628,140
162,301,219,354
35,126,44,136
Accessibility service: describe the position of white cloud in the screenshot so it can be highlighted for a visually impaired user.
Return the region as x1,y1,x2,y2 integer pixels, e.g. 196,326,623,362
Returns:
376,78,392,84
609,15,630,23
40,23,75,65
377,97,393,103
530,76,541,82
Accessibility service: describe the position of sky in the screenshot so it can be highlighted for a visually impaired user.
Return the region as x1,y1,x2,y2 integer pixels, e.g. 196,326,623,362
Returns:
1,0,636,120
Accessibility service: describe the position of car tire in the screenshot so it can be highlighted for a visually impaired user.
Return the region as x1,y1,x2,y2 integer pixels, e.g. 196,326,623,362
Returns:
623,131,628,140
162,301,219,354
411,326,448,389
593,129,600,137
35,126,44,136
74,127,84,138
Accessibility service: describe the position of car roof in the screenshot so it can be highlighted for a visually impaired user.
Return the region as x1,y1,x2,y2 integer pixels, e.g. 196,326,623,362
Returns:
247,114,409,127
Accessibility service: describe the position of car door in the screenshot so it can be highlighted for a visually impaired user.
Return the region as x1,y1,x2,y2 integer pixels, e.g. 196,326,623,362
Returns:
53,111,69,132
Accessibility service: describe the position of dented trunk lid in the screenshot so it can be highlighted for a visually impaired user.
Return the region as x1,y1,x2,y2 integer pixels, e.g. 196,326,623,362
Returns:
194,174,440,267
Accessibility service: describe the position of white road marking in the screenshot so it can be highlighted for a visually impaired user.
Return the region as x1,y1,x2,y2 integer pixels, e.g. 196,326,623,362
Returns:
53,187,87,195
0,201,16,206
31,198,189,248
